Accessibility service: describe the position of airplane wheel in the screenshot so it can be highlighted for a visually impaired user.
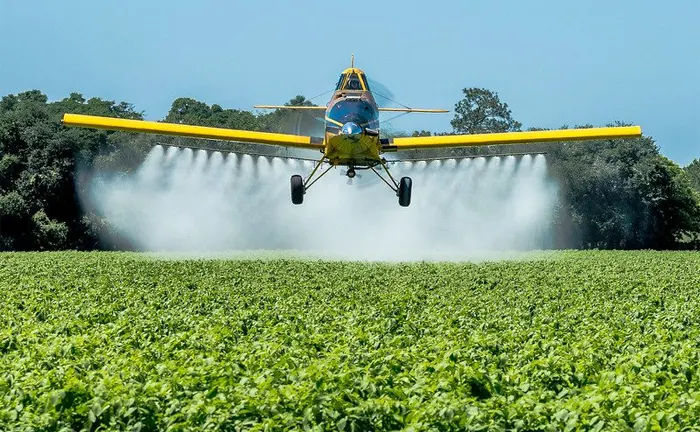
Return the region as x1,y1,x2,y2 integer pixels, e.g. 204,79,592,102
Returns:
291,175,304,205
398,177,412,207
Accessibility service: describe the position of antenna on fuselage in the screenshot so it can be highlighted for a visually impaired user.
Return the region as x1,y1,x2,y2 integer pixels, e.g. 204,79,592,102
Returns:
351,54,354,68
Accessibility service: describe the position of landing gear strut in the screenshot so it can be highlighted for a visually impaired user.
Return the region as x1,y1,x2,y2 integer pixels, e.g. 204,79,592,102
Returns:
370,159,412,207
290,157,333,205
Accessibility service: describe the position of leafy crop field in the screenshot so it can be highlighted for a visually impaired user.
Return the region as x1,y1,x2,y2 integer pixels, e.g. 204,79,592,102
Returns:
1,251,699,431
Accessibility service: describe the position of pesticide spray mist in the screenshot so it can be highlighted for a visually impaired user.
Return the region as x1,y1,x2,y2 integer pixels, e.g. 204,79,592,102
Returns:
85,145,558,260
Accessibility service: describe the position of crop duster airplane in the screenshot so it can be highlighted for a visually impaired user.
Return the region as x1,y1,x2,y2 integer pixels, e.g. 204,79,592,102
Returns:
62,57,642,207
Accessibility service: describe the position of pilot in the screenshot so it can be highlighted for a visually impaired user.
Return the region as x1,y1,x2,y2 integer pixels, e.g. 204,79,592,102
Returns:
346,78,361,90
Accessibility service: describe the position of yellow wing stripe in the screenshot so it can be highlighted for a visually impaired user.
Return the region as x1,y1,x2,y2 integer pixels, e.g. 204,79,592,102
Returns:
387,126,642,150
62,114,325,149
325,116,344,127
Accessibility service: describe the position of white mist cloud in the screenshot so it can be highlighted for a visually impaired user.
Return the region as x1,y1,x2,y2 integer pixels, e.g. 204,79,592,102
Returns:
83,146,559,261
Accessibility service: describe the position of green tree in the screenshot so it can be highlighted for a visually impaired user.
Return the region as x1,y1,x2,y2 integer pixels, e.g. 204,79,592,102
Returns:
165,98,211,125
285,95,316,107
547,133,700,249
685,159,700,193
0,91,143,250
450,88,522,134
165,97,266,131
411,130,432,137
645,157,700,247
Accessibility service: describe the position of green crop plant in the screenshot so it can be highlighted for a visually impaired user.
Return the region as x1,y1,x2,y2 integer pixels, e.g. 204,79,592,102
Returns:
0,251,699,430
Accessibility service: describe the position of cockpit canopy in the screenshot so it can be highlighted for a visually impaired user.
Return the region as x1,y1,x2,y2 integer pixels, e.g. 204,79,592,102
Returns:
327,98,378,130
335,69,371,92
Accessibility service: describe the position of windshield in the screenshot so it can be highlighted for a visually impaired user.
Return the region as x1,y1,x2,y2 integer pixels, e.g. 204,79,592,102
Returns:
360,73,370,91
327,99,378,127
335,72,370,91
344,73,362,90
334,74,346,91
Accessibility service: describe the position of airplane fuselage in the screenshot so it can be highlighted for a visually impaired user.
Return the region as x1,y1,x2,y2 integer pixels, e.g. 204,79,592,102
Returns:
322,67,382,168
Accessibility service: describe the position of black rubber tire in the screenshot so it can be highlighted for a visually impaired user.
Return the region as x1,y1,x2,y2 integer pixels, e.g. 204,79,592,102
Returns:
398,177,412,207
291,175,304,205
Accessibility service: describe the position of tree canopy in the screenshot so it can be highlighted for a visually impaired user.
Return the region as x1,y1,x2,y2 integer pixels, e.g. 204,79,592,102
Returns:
450,88,522,134
0,91,144,250
685,158,700,194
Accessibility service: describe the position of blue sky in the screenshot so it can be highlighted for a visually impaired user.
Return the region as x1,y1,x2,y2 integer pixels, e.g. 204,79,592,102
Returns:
1,0,698,165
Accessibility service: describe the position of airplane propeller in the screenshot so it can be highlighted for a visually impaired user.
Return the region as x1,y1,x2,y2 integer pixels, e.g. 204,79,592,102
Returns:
366,78,396,108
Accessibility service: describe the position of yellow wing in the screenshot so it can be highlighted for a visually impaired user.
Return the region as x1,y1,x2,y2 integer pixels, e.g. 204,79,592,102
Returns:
383,126,642,150
61,113,325,150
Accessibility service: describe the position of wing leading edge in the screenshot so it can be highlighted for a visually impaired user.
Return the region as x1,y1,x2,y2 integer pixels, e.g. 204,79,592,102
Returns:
383,126,642,150
61,114,325,150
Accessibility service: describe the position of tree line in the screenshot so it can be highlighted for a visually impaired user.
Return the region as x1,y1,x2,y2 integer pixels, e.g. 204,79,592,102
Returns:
0,89,698,251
